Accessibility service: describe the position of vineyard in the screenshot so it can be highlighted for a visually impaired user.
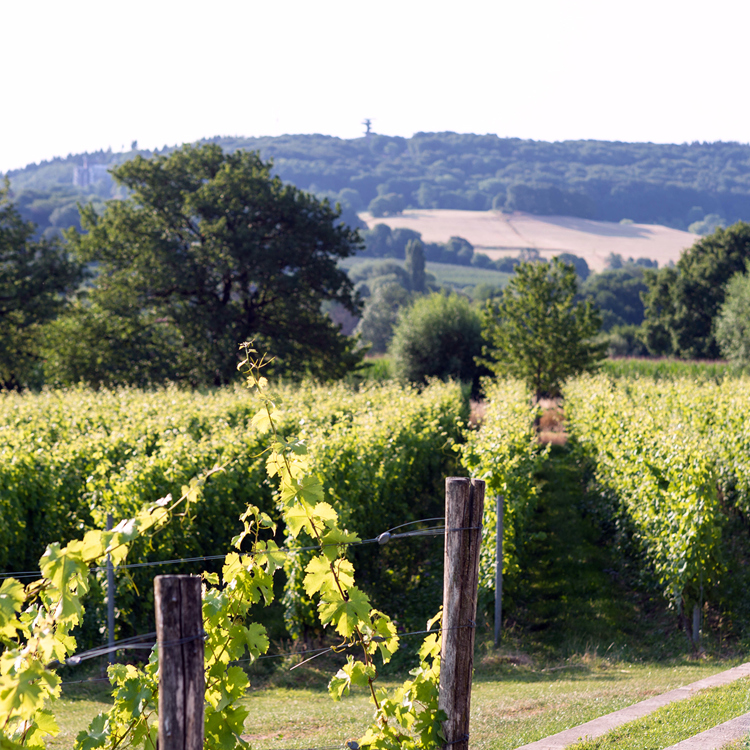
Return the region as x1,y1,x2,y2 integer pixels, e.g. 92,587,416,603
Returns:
565,374,750,646
0,379,466,645
4,369,750,749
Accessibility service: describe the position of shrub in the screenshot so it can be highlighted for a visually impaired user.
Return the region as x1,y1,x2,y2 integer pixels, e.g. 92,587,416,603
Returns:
389,292,486,388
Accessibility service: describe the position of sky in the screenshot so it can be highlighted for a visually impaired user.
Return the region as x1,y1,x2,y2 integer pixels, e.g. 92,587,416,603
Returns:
3,0,750,174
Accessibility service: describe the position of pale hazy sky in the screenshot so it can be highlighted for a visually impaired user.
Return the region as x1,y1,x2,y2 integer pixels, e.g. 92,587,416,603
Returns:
3,0,749,174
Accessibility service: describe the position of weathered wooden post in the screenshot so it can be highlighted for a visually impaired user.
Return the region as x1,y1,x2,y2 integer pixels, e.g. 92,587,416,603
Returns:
494,495,503,648
439,477,485,750
154,575,204,750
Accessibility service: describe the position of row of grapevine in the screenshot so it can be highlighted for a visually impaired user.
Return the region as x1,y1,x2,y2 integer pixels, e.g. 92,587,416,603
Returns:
564,374,750,635
459,379,547,607
0,380,467,639
1,353,451,750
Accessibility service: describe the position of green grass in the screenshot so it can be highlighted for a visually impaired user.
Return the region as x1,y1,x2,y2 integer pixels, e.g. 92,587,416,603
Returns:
51,661,741,750
568,677,750,750
602,357,737,381
339,256,511,290
503,444,685,660
358,354,393,380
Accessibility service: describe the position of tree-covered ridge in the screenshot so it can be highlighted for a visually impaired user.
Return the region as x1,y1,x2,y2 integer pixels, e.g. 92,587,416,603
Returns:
8,133,750,235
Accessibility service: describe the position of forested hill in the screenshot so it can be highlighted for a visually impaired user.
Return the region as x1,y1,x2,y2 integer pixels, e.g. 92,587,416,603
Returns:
7,132,750,237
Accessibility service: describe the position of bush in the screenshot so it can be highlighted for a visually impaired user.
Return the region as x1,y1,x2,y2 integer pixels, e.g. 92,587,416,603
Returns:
389,292,486,388
715,262,750,366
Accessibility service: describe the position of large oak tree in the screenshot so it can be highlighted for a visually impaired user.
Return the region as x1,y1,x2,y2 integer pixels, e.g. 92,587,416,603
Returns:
66,144,363,385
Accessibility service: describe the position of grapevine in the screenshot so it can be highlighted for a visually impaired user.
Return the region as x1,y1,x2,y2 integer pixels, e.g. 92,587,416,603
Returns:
1,347,449,749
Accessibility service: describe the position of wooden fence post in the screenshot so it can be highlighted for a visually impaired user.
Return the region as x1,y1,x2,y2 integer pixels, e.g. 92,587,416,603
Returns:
494,495,503,648
154,575,204,750
439,477,485,750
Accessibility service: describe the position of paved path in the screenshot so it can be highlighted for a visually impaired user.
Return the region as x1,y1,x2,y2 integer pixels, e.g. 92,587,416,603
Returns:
663,711,750,749
514,663,750,750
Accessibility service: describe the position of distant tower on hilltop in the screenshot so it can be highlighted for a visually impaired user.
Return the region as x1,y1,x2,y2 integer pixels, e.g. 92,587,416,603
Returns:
362,119,373,138
73,156,110,188
73,157,90,188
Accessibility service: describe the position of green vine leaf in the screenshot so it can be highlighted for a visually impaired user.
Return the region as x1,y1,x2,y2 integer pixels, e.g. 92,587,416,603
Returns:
75,713,109,750
318,586,371,637
304,555,354,597
330,657,377,700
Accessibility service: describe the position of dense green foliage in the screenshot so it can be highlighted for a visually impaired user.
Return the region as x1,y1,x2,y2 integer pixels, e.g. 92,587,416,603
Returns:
389,293,485,387
0,355,451,750
481,260,606,400
0,184,80,388
642,222,750,358
360,222,501,270
354,282,412,353
60,144,362,386
580,265,648,331
459,379,547,611
0,380,466,640
714,261,750,366
11,135,750,232
405,239,426,293
566,375,750,645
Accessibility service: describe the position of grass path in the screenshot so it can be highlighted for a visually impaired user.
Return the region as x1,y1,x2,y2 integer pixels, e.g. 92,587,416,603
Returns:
506,443,682,659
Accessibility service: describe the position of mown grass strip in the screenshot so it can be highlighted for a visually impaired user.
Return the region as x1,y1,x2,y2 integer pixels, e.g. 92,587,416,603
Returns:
568,677,750,750
600,357,737,381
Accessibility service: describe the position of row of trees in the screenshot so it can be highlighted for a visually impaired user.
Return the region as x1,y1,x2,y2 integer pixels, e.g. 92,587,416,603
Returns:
19,137,750,395
12,134,750,233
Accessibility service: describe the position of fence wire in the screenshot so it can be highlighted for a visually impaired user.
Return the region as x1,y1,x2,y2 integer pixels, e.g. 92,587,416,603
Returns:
0,518,448,581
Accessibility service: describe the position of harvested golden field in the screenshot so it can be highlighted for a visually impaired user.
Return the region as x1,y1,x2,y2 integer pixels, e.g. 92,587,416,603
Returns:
360,209,698,271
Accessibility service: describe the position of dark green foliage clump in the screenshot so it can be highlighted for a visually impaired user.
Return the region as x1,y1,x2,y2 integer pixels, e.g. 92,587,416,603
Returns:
0,182,81,389
581,265,648,331
389,292,485,387
642,222,750,358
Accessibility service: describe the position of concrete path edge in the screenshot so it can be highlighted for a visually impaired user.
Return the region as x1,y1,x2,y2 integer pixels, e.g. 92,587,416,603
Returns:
513,662,750,750
662,711,750,749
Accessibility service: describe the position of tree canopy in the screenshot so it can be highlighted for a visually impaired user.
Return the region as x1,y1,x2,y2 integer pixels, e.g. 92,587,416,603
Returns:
65,144,363,385
0,183,80,388
714,261,750,366
389,292,485,388
481,259,605,400
12,134,750,236
641,222,750,358
580,265,648,331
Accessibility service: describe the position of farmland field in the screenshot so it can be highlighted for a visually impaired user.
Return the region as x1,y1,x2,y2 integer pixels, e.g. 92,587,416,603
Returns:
359,210,699,271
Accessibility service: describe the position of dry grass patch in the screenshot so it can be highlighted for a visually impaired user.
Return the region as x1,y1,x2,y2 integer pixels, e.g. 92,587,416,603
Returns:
537,400,567,446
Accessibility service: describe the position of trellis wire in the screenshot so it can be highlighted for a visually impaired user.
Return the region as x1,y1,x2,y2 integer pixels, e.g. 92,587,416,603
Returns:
58,624,474,685
0,518,448,581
